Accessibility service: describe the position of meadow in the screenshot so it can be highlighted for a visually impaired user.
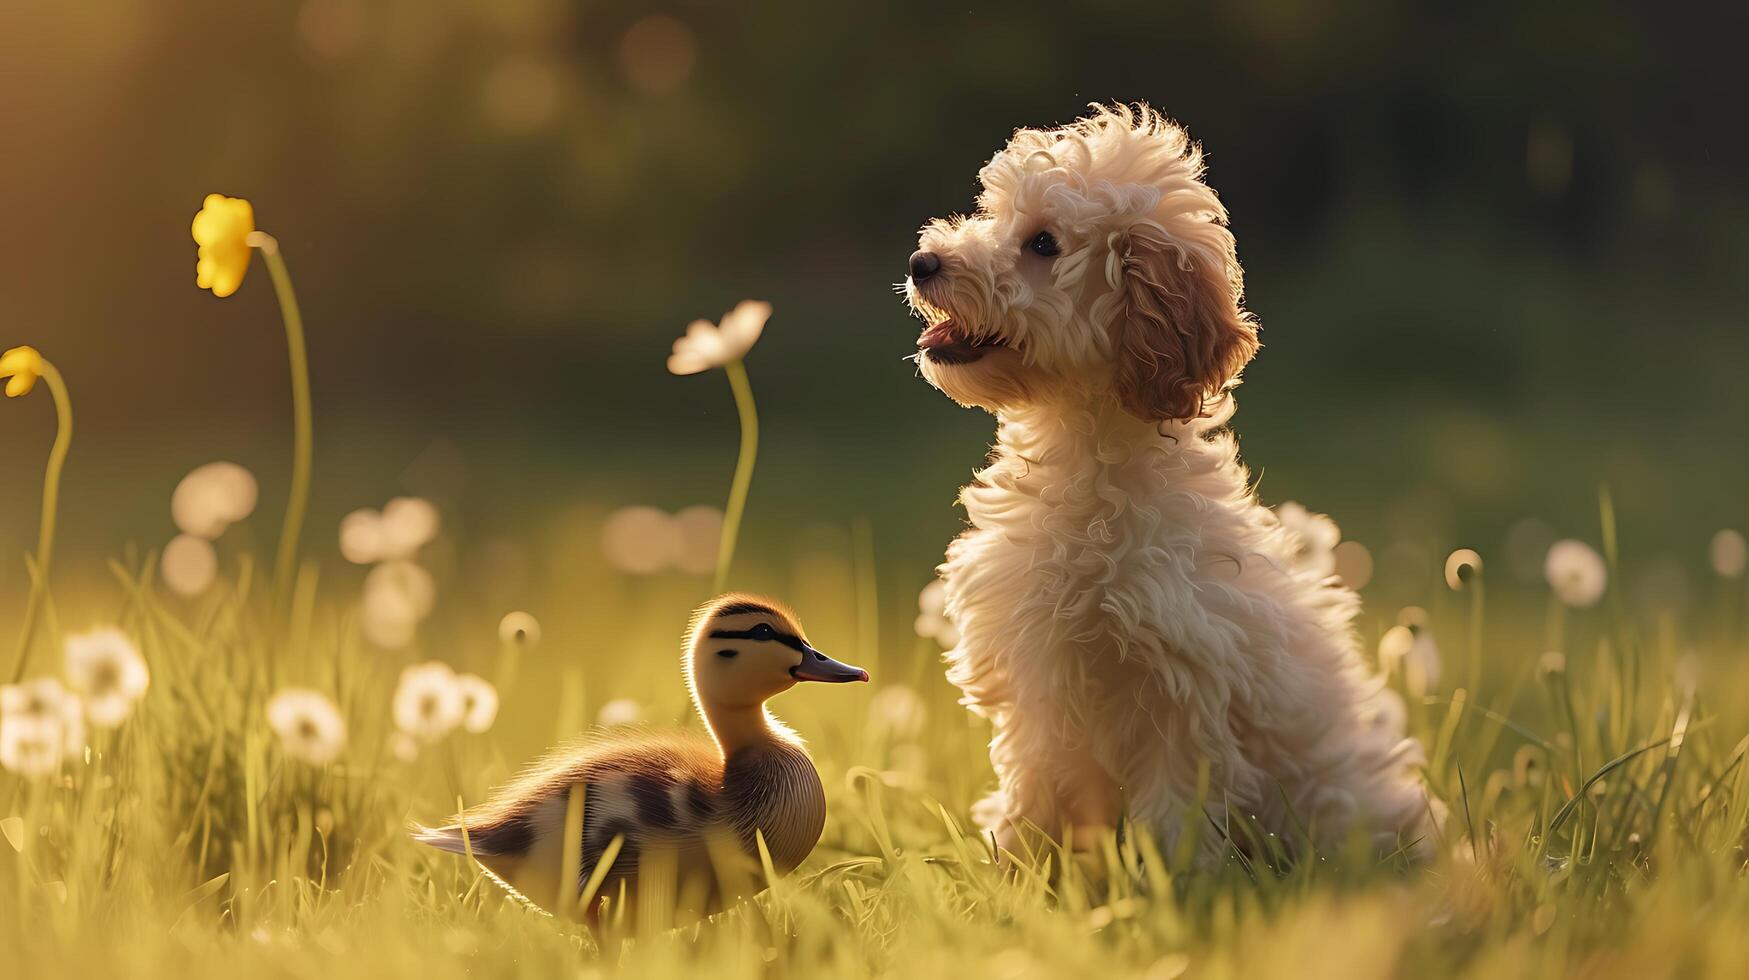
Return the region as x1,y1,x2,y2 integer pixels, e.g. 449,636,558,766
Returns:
4,199,1749,980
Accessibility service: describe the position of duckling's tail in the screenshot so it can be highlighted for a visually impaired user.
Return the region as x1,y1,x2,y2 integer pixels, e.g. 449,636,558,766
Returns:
410,810,534,859
409,822,471,856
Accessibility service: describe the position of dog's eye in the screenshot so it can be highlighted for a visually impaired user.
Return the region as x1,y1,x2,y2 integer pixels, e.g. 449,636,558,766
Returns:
1026,231,1059,257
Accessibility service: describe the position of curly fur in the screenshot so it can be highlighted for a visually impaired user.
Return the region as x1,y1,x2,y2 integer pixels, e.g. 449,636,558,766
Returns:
903,103,1435,861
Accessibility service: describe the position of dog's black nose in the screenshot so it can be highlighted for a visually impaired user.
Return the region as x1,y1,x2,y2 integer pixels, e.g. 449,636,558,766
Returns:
909,250,942,282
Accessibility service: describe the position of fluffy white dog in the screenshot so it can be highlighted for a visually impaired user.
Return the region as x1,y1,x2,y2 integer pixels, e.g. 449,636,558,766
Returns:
903,103,1434,862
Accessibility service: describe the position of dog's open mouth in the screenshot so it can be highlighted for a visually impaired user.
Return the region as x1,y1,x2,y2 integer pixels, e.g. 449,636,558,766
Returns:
917,317,1006,365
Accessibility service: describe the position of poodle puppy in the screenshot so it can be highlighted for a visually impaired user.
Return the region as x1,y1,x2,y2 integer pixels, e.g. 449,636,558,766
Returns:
902,103,1434,862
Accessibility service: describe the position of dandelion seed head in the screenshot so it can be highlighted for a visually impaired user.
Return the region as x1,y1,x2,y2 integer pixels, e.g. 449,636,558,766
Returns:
0,678,84,776
161,534,218,598
456,674,499,733
868,685,927,738
365,560,437,619
1544,539,1607,608
918,579,947,618
1378,625,1415,667
666,300,770,376
0,718,63,779
361,588,418,649
1443,549,1483,590
1381,622,1439,695
1333,541,1373,590
672,505,724,576
936,621,961,648
64,628,149,728
172,462,259,539
600,506,681,575
596,698,643,728
339,508,385,564
266,688,347,765
1276,501,1340,577
914,580,961,646
1537,651,1567,679
380,497,440,560
1710,529,1746,578
393,662,465,742
498,611,542,649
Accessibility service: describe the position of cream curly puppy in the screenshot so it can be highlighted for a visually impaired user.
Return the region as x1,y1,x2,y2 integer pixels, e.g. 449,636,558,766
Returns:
903,103,1434,862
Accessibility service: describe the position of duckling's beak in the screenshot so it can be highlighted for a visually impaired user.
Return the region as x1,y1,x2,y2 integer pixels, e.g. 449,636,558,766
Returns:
790,646,870,683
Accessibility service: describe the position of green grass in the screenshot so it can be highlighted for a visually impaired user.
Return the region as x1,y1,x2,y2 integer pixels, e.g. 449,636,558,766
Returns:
4,519,1749,979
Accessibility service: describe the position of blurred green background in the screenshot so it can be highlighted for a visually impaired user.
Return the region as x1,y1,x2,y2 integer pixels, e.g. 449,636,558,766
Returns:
2,0,1745,623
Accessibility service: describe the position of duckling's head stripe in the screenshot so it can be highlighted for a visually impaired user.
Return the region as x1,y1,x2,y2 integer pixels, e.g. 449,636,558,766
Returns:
714,600,781,618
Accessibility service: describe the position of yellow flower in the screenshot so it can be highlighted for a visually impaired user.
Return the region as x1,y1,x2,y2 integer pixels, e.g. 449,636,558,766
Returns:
0,345,43,398
191,193,256,297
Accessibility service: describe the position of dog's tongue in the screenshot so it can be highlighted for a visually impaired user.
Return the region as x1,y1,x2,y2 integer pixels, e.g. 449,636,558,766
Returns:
917,319,958,350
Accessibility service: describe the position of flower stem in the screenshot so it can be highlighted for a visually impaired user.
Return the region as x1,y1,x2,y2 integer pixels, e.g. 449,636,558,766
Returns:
250,233,314,620
9,359,71,682
714,358,759,593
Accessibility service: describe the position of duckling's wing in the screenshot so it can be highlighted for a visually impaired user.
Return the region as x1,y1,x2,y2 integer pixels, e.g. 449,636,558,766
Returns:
412,729,725,882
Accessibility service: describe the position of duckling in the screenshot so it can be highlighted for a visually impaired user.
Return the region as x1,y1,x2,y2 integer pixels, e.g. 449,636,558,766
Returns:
412,593,867,916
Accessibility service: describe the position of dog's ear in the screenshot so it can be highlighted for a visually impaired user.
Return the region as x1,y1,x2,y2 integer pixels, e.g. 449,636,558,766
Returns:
1109,225,1259,423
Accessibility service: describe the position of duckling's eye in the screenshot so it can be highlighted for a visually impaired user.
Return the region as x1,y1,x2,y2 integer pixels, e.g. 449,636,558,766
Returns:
749,623,776,641
716,649,738,659
1026,230,1059,257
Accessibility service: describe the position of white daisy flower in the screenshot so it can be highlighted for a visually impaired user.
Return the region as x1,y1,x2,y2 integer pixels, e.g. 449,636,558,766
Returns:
171,462,258,540
666,299,771,375
497,611,542,649
596,698,643,728
456,674,499,733
393,662,465,742
1544,540,1607,608
64,628,150,727
266,688,347,765
161,533,219,598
